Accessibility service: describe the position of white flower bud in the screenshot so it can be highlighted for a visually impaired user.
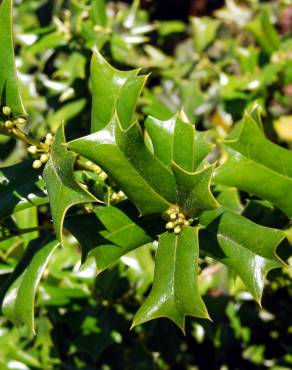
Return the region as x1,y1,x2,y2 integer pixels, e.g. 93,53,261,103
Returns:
15,117,26,125
166,222,174,229
170,213,177,220
32,160,42,169
2,106,11,116
45,133,53,145
174,226,181,234
27,145,37,154
4,120,13,128
40,154,49,163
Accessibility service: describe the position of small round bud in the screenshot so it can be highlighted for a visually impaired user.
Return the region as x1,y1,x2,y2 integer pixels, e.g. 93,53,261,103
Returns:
4,120,13,128
166,222,174,229
118,190,125,197
27,145,37,154
40,154,49,163
189,218,194,224
184,221,190,227
32,160,42,169
15,117,26,125
174,226,181,234
2,106,11,116
111,193,118,200
45,133,53,145
99,171,108,180
170,213,177,220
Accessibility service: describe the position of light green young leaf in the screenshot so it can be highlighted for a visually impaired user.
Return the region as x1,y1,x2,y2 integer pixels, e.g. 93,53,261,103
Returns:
91,49,147,132
132,227,210,333
1,236,59,334
43,124,96,243
199,209,286,303
213,113,292,218
0,0,26,116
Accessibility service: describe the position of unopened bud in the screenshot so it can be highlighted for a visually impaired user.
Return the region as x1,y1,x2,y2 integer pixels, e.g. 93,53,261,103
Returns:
166,222,174,229
4,120,13,128
99,171,108,180
170,213,177,220
27,145,37,154
32,160,42,169
15,117,26,125
2,106,11,116
45,133,53,145
174,226,181,234
40,154,49,163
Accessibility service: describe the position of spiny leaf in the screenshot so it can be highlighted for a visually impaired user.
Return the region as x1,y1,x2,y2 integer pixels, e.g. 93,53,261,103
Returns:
1,236,59,334
43,124,96,243
199,209,286,303
145,114,213,171
65,202,163,273
172,162,219,217
213,112,292,218
91,49,147,132
132,227,210,333
68,115,174,215
0,0,26,116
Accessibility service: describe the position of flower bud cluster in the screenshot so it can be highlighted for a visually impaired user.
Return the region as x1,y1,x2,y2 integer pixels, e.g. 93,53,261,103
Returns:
110,190,126,203
28,133,53,169
165,205,194,234
0,106,27,131
85,161,108,180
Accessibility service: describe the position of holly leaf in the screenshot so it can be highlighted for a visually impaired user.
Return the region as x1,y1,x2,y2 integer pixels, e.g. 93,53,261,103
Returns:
0,236,59,334
199,209,286,302
213,112,292,218
65,202,163,273
172,162,219,217
145,114,213,171
132,227,210,333
91,49,147,132
0,0,26,116
43,124,96,243
0,160,48,220
68,115,174,215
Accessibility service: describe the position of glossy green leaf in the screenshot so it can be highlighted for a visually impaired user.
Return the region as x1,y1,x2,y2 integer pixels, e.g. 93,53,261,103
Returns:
0,0,26,116
132,227,210,332
90,49,147,132
213,113,292,218
199,209,285,302
43,124,96,243
68,115,174,215
172,162,219,217
1,236,59,334
145,114,213,170
65,203,163,272
0,161,47,220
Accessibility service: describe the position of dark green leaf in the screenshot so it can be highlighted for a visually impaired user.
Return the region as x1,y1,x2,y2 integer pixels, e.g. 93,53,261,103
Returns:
68,115,174,215
213,113,292,218
0,0,26,116
199,209,285,302
132,227,210,332
1,236,59,334
43,124,96,243
0,161,47,220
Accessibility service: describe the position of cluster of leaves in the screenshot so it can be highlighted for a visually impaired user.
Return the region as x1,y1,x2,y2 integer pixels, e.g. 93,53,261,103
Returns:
0,0,292,368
